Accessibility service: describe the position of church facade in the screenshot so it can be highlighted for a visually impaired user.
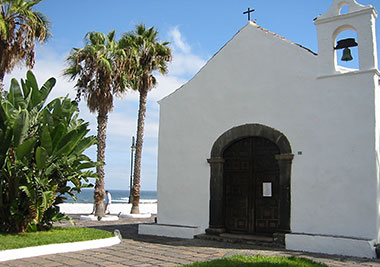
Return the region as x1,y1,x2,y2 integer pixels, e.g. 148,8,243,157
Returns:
139,0,380,258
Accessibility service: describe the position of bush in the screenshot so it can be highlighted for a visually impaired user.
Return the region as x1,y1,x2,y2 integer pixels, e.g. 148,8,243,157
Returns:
0,71,99,233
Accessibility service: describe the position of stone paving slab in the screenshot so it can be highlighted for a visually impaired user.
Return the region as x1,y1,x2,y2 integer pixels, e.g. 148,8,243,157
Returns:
1,215,380,266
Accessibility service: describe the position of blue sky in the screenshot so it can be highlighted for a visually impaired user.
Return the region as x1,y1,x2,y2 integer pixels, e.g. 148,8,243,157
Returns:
4,0,380,190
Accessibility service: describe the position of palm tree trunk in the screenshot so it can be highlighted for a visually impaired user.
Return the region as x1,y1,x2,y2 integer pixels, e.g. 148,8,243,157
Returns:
94,110,108,216
131,88,148,214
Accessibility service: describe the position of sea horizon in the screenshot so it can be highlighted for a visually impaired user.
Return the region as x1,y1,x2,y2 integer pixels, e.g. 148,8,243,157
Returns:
63,188,157,203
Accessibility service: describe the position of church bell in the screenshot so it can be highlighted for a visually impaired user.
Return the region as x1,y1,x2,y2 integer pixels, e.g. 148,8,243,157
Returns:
334,38,358,62
341,47,353,61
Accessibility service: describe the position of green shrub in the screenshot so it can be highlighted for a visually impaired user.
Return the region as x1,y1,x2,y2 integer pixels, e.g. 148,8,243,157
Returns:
0,71,99,233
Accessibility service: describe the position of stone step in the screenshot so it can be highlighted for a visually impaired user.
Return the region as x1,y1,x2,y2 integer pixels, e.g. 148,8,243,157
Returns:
195,232,285,248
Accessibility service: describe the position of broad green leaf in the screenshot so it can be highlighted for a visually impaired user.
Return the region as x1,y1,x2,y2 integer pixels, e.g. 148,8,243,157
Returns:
39,78,56,106
42,191,54,209
51,122,66,149
26,71,39,95
46,98,61,111
54,132,79,156
7,79,15,105
77,154,92,162
45,162,57,176
30,81,41,110
41,126,53,154
0,128,12,154
41,108,54,128
52,98,63,119
0,103,7,127
77,162,97,170
81,170,99,178
36,146,48,170
12,109,29,146
15,137,37,160
61,98,74,116
9,79,25,109
55,124,87,156
72,136,97,155
1,100,16,123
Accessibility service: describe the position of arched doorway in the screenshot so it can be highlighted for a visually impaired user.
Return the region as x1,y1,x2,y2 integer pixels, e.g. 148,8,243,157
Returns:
207,124,293,236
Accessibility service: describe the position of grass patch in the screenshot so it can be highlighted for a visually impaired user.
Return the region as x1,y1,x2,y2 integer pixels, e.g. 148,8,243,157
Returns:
0,227,114,250
183,255,327,267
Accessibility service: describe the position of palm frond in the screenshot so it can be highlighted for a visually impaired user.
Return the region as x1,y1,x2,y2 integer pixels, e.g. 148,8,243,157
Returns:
0,0,51,82
64,30,127,114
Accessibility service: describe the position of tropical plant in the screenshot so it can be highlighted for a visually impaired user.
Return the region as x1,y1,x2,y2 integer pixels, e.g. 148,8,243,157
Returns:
0,71,98,233
120,24,172,214
64,30,130,217
0,0,50,91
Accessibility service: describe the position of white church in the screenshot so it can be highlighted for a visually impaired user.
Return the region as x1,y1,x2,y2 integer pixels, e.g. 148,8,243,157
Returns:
140,0,380,258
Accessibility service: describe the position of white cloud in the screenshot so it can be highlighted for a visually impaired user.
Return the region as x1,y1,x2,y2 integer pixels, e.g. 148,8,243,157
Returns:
107,112,136,137
168,26,191,54
107,109,158,140
168,53,206,77
167,26,207,78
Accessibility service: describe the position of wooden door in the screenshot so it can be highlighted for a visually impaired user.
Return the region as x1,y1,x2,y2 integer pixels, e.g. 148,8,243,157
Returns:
223,137,280,234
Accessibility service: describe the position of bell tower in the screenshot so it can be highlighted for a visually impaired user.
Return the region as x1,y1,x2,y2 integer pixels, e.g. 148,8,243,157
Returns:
314,0,378,76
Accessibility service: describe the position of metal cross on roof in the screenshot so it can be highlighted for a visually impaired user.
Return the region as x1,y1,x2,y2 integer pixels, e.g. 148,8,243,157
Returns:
243,8,255,21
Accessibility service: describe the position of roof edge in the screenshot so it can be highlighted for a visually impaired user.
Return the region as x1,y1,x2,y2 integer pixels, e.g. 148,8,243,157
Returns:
159,22,254,104
159,21,317,104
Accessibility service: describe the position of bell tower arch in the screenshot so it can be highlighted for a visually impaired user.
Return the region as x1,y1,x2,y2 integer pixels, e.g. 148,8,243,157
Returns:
315,0,378,76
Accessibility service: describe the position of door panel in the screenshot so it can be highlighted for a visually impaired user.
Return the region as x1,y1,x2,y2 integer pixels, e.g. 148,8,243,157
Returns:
223,137,280,234
223,138,251,232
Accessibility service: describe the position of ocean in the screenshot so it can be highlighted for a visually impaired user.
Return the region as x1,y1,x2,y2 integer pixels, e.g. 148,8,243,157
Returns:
63,188,157,203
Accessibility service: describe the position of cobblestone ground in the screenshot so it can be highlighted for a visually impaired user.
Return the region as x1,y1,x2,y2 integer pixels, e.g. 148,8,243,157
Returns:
1,215,380,266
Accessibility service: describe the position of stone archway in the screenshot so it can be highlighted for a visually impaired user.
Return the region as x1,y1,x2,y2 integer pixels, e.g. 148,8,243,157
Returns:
207,124,293,235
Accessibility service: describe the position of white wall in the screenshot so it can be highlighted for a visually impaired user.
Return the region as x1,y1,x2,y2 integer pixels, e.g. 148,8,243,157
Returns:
157,21,317,230
291,71,378,239
375,73,380,242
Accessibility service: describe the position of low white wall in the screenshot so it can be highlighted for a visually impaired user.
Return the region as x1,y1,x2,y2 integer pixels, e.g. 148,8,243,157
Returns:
139,224,201,239
286,233,376,258
0,236,121,262
59,203,157,215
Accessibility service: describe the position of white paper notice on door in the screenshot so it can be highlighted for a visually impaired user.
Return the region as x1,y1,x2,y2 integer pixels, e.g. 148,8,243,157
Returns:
263,182,272,197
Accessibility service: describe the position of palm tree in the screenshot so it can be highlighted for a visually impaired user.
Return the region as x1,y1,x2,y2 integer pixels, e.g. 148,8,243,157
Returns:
120,24,172,214
64,30,129,216
0,0,50,91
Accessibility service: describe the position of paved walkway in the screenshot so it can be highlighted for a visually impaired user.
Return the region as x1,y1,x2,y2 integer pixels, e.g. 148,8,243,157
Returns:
2,215,380,266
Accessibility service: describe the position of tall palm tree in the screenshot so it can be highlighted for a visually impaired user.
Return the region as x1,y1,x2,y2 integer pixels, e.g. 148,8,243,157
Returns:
64,30,129,216
120,24,172,214
0,0,50,91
